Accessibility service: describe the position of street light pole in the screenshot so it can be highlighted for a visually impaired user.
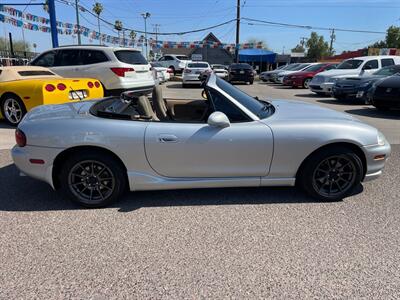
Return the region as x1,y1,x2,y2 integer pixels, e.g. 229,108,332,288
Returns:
75,0,81,45
141,12,151,60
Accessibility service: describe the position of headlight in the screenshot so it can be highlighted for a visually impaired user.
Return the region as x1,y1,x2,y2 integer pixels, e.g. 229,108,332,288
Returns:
327,77,340,84
360,80,372,88
377,131,386,146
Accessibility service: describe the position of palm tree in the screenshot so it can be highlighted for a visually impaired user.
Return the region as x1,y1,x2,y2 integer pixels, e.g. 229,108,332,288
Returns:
43,0,49,13
92,2,103,45
129,31,136,47
114,20,123,46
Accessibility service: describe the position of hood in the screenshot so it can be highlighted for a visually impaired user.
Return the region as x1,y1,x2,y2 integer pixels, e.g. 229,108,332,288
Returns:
336,75,384,86
377,75,400,88
318,69,361,78
265,99,360,122
287,70,314,77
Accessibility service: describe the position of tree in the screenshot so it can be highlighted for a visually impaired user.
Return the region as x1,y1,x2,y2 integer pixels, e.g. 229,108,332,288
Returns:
291,44,305,53
370,26,400,48
306,32,330,60
114,20,123,45
0,38,31,52
246,38,269,50
92,2,103,45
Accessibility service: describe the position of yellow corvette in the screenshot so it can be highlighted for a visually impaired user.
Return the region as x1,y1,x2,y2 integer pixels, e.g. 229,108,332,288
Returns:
0,66,104,125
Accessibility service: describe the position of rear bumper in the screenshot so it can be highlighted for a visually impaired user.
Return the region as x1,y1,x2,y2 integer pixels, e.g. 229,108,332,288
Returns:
229,74,254,82
11,145,64,189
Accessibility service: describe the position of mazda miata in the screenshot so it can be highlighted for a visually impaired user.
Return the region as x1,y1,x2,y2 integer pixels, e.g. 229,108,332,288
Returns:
12,74,390,207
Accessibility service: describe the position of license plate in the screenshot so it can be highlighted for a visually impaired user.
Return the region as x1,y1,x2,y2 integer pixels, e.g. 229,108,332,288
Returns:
195,71,201,74
69,90,86,100
240,70,245,74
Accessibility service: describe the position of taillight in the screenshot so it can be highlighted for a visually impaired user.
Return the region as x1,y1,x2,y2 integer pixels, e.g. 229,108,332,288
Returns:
87,81,94,88
167,68,174,74
94,81,101,88
15,129,26,147
184,69,191,73
110,67,134,77
45,84,56,92
57,83,66,91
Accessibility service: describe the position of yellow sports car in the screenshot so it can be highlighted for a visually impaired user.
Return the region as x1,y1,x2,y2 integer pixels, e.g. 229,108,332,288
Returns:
0,66,104,125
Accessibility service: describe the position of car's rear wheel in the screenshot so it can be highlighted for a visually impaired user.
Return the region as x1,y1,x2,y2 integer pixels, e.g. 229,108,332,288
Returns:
1,95,26,126
303,78,312,89
60,152,127,208
298,146,363,201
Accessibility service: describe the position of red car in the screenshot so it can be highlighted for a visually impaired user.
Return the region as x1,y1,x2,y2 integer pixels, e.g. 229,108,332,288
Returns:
283,63,338,88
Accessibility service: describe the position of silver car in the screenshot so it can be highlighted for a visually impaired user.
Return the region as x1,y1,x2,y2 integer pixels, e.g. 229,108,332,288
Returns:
12,74,390,207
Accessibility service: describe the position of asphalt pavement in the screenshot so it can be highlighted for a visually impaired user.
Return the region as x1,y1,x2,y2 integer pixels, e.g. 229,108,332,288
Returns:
1,81,399,298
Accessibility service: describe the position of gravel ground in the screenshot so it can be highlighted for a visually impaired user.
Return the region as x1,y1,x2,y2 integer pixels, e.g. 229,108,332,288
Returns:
1,81,399,298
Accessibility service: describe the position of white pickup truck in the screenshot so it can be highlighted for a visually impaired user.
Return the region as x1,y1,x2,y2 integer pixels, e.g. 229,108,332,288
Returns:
309,56,400,95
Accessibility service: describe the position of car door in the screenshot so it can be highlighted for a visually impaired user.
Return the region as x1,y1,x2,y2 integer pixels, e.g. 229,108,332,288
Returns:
144,90,273,178
51,49,83,78
361,59,379,75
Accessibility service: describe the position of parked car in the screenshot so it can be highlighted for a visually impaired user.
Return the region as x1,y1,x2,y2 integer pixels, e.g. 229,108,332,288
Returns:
283,63,338,88
157,54,191,74
12,73,390,207
30,45,154,96
274,63,314,83
332,65,400,102
211,64,229,79
260,64,292,82
182,61,212,87
309,56,400,95
150,62,173,84
0,66,103,126
228,63,255,84
265,64,303,82
369,74,400,110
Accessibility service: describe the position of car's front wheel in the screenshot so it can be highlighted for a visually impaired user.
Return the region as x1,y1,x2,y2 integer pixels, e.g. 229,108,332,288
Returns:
1,94,26,126
298,146,363,201
60,151,127,208
303,78,312,89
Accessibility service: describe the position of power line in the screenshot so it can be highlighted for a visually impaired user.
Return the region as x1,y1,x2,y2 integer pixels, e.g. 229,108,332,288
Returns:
242,17,386,34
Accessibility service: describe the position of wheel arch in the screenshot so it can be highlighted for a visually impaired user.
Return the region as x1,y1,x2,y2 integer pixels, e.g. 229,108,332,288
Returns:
52,145,128,189
295,142,367,183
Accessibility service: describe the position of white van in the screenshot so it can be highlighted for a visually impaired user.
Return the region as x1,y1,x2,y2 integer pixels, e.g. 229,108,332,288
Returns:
31,45,155,96
309,56,400,95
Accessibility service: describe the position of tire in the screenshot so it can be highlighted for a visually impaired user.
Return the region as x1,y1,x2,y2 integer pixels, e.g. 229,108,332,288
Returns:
249,80,254,85
0,94,26,126
297,146,363,202
316,92,326,96
169,66,176,75
59,151,127,208
182,83,187,88
303,78,312,89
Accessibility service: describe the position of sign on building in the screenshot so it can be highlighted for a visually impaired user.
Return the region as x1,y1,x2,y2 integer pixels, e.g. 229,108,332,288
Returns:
191,54,203,61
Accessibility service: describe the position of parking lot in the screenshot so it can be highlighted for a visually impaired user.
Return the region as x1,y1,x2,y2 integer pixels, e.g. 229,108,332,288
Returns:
1,81,400,298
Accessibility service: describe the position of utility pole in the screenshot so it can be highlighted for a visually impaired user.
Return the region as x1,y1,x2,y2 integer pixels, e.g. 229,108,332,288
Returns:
9,32,14,57
329,29,335,55
235,0,240,63
75,0,81,45
141,12,151,60
48,0,59,47
152,24,160,45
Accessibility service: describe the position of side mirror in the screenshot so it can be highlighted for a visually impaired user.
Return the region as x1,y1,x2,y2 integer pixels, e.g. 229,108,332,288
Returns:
207,112,230,128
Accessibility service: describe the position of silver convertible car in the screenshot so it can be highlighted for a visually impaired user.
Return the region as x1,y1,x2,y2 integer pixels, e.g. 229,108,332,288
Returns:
12,74,390,207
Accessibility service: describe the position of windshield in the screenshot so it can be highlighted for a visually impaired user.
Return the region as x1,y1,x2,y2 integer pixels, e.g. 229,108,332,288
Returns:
284,64,301,71
303,64,325,72
176,55,189,60
337,59,363,69
291,64,310,71
188,63,209,68
373,66,400,76
215,77,273,119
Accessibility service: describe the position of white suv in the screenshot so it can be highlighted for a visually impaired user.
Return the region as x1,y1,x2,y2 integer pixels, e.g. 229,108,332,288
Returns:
309,55,400,95
30,45,155,95
157,54,191,74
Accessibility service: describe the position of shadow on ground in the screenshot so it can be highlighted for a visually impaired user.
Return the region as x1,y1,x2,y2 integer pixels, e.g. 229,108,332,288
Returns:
317,99,365,106
295,93,329,98
345,107,400,120
0,163,358,213
0,121,13,129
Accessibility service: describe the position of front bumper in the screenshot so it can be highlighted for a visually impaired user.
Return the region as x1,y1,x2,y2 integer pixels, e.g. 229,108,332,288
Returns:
362,141,391,182
12,145,64,189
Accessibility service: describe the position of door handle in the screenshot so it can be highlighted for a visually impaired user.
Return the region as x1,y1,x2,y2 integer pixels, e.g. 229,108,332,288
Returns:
158,134,178,143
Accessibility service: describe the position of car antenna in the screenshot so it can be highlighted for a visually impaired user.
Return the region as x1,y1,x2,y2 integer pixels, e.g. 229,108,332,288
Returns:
69,87,82,101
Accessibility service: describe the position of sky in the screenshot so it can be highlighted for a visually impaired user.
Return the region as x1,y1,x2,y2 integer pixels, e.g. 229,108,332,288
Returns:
1,0,400,54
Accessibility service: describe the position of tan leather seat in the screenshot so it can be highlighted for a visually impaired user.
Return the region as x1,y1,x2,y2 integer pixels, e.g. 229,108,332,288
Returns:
137,95,159,121
152,85,170,121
